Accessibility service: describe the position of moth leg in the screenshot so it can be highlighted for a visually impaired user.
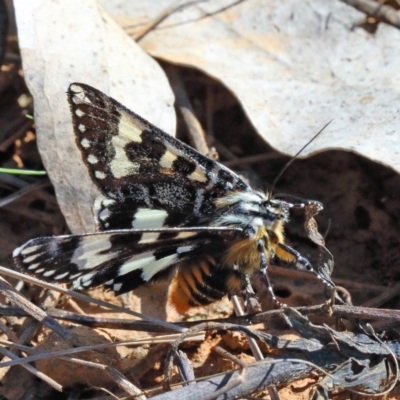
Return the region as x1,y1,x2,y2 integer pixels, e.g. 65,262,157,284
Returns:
242,273,261,313
276,242,335,289
273,194,323,211
257,239,286,308
276,242,313,272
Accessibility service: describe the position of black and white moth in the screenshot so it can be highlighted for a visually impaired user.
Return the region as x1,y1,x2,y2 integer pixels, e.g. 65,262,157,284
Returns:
13,83,334,313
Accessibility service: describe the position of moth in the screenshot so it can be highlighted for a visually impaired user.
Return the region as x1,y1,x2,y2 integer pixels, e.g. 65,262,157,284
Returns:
13,83,334,313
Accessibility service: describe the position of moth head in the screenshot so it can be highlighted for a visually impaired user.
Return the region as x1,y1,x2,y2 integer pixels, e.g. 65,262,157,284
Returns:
261,198,290,229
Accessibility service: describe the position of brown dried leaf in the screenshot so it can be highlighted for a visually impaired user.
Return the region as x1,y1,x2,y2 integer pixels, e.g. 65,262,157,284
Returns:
14,0,175,233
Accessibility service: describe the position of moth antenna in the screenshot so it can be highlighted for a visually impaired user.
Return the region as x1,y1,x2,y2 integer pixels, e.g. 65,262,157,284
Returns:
270,119,333,193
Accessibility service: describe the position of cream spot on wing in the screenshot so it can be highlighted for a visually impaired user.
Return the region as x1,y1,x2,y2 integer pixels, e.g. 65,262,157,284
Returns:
78,124,86,132
141,254,177,281
99,208,111,221
87,154,98,164
43,270,56,277
23,253,43,263
176,232,197,239
54,271,69,280
109,109,145,178
177,245,193,254
188,166,207,183
113,283,123,292
81,138,91,149
20,245,42,256
132,209,168,230
118,109,143,143
74,271,96,288
110,136,139,178
75,109,85,117
159,151,178,169
95,171,107,179
138,232,160,244
110,158,140,178
72,95,81,104
103,198,116,206
27,263,40,270
71,236,117,270
35,268,44,273
119,253,155,276
69,272,83,279
70,84,83,93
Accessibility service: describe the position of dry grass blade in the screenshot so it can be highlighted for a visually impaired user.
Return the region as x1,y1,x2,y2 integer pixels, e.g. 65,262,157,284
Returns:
0,266,184,333
0,275,82,346
0,340,145,397
166,65,211,157
0,346,63,392
0,332,204,369
175,350,196,386
340,0,400,29
0,180,50,207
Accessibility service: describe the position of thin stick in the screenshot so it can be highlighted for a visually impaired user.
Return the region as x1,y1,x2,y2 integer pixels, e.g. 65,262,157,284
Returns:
0,266,184,333
131,1,205,42
0,346,63,392
0,276,82,346
165,65,211,157
340,0,400,29
224,152,282,168
0,332,204,369
361,282,400,308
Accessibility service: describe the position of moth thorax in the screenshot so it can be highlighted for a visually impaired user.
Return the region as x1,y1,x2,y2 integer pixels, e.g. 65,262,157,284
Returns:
224,228,269,274
214,192,290,232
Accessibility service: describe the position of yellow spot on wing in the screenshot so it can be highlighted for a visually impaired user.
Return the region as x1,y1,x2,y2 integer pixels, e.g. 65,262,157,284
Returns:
110,134,139,178
159,151,178,169
109,109,144,178
188,166,207,183
118,109,143,143
132,209,168,229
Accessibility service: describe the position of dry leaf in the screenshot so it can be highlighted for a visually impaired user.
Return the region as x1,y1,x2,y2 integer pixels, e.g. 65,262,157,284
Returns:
101,0,400,173
14,0,175,233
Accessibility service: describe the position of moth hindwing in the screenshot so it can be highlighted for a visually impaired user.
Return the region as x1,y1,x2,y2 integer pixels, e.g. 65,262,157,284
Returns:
13,83,334,313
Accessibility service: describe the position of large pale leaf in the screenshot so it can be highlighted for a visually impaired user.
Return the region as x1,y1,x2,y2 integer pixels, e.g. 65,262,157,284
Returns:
100,0,400,173
14,0,175,233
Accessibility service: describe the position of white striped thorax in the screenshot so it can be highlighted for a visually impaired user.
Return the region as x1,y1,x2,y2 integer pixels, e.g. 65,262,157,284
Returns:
213,190,290,232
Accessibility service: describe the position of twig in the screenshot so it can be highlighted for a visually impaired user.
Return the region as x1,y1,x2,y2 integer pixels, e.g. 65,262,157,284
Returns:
0,275,82,346
0,172,31,189
0,180,50,207
165,65,211,157
361,282,400,308
213,346,246,369
0,332,204,369
0,346,63,392
0,339,147,397
340,0,400,29
3,202,61,225
159,357,313,400
175,350,196,386
0,266,184,333
130,1,208,42
269,264,387,292
105,366,146,399
230,296,264,361
4,303,400,331
0,118,33,152
224,152,282,168
230,296,279,400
